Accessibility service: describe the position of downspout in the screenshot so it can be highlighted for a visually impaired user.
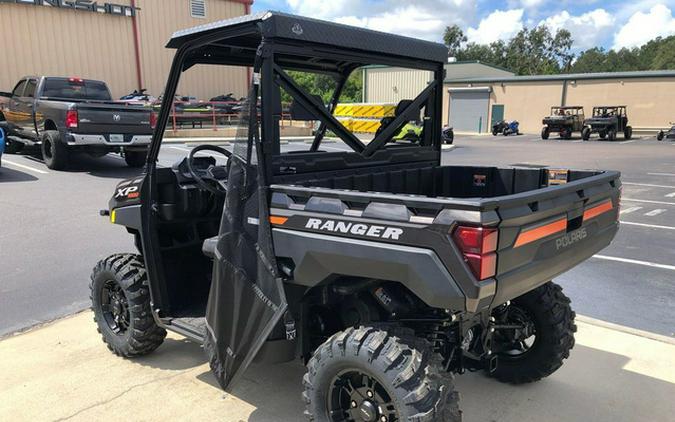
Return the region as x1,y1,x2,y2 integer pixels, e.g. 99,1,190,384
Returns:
130,0,144,90
561,79,567,107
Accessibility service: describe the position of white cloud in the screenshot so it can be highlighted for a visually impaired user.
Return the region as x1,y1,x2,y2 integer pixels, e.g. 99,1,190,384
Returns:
521,0,545,8
541,9,614,49
613,4,675,49
466,9,525,44
284,0,476,41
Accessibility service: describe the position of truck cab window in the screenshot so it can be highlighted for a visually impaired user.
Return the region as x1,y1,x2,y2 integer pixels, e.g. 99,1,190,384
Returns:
24,80,37,98
11,80,27,97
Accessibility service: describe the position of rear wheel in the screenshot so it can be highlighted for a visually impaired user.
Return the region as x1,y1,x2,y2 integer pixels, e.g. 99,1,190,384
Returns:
607,129,617,142
624,126,633,140
491,281,576,384
492,128,499,136
657,131,664,141
599,130,606,139
581,127,591,141
124,150,147,168
90,254,166,357
41,130,68,170
561,128,572,140
303,326,461,422
540,127,549,140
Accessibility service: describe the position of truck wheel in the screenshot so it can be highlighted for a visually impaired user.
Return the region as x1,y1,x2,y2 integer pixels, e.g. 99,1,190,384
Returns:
303,327,461,422
41,130,68,170
562,129,572,140
624,126,633,140
491,281,576,384
90,253,166,357
657,131,664,141
540,127,549,140
607,129,617,142
581,127,591,141
599,130,606,139
124,150,147,168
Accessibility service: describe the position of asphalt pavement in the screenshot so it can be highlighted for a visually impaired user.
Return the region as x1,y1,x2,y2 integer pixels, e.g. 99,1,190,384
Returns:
1,133,674,338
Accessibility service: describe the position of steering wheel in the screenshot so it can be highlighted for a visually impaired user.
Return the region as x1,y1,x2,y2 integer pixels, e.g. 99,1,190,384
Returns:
186,144,232,196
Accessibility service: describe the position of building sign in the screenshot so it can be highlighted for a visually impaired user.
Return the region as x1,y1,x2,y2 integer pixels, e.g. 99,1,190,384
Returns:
0,0,139,17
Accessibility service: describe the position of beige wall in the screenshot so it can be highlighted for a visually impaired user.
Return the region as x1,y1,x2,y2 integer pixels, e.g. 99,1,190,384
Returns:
489,82,563,133
136,0,248,100
0,0,247,99
566,78,675,129
364,67,433,104
445,76,675,134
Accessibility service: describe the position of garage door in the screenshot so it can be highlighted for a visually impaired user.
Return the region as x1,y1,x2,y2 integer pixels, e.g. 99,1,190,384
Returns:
448,88,490,133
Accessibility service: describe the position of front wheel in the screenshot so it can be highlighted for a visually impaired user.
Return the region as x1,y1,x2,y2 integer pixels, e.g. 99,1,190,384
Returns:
491,281,576,384
303,327,461,422
41,130,68,170
624,126,633,140
541,127,549,140
581,127,591,141
90,254,166,357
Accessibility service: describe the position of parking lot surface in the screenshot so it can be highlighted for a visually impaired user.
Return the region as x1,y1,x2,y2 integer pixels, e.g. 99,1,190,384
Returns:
2,133,674,338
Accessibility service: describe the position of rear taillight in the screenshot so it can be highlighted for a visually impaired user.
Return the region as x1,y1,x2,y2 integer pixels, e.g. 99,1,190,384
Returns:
149,111,157,129
65,110,78,128
452,225,498,280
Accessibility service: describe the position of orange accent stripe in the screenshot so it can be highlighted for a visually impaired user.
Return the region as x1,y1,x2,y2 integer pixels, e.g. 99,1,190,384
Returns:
514,218,567,248
583,200,614,221
269,216,288,225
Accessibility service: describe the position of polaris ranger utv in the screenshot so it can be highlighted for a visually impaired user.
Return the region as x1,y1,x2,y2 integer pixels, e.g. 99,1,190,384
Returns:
91,12,621,421
582,106,632,141
541,106,585,140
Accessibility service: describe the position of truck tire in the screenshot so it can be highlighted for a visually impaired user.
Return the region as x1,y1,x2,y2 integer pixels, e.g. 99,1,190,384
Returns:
607,129,617,142
598,130,606,139
90,253,166,357
561,128,572,140
124,150,147,168
303,326,461,422
657,131,664,141
581,127,591,141
491,281,576,384
540,127,549,140
41,130,68,170
624,126,632,140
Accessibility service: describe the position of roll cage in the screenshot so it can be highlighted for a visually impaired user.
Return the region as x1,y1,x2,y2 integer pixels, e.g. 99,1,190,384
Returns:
146,11,447,181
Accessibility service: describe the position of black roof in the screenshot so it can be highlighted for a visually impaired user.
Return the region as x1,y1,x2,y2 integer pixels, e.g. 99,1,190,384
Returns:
167,11,448,66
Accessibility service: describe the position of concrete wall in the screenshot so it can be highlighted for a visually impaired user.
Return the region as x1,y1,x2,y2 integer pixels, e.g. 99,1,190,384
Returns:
445,76,675,134
0,0,247,99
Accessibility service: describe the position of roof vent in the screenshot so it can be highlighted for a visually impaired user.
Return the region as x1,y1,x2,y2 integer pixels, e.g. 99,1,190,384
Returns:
190,0,206,18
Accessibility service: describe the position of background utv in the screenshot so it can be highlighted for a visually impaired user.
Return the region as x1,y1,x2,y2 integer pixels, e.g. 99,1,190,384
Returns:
91,12,621,422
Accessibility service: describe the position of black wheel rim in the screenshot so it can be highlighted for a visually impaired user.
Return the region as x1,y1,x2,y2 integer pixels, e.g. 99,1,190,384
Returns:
100,279,130,335
494,305,537,359
327,369,399,422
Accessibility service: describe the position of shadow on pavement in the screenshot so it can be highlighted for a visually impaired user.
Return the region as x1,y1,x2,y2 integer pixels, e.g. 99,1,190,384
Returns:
134,339,674,422
134,337,204,371
0,165,39,183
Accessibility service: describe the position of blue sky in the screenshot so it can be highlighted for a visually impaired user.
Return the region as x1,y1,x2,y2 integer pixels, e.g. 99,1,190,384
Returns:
252,0,675,51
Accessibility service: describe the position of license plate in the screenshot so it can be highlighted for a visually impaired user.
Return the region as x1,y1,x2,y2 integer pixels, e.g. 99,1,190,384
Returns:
109,134,124,143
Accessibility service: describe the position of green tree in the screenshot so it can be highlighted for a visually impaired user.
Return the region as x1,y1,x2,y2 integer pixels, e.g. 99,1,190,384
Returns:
280,70,362,105
443,24,467,58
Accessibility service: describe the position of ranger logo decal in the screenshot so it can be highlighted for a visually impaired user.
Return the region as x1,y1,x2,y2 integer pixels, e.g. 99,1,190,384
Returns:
305,218,403,240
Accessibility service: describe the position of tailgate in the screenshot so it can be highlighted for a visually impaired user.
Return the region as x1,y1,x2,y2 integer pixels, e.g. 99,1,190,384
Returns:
491,170,621,305
77,104,152,134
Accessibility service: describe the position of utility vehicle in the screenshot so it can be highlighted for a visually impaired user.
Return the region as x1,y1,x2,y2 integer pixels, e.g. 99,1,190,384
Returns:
91,12,621,421
0,76,153,169
541,106,585,140
582,106,632,141
657,123,675,141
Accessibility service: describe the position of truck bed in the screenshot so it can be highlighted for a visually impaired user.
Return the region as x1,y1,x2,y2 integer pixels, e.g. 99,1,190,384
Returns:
270,163,621,311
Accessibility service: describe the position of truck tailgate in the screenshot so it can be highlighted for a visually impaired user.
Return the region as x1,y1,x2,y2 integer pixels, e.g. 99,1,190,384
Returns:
491,170,621,305
77,103,152,134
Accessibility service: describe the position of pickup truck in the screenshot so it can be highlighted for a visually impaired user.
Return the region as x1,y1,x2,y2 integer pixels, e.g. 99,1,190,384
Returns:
0,76,154,170
89,12,620,421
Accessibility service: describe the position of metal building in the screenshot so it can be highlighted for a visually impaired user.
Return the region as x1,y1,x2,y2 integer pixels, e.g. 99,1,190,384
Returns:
0,0,251,99
444,70,675,134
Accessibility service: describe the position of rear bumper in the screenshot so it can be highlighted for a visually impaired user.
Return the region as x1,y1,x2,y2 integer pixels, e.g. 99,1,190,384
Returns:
66,133,151,147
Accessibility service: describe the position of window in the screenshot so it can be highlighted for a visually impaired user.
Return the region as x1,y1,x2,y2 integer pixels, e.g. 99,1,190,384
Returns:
190,0,206,18
42,78,112,101
11,80,27,97
24,79,37,98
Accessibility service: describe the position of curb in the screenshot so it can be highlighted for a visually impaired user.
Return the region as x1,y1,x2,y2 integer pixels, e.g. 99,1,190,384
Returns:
576,315,675,345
